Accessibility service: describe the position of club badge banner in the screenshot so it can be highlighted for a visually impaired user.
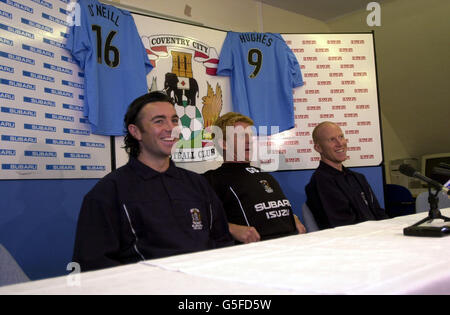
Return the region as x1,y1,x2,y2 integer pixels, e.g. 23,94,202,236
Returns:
115,14,232,168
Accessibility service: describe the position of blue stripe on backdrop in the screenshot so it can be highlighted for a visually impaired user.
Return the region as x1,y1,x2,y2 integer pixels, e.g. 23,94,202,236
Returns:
270,166,385,219
0,166,384,281
0,179,98,281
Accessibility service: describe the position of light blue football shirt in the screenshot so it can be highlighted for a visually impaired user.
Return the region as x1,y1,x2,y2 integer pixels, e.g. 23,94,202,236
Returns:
66,0,152,135
217,32,303,135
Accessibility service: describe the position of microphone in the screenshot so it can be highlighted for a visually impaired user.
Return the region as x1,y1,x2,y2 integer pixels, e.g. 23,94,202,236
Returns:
400,163,450,237
399,164,449,194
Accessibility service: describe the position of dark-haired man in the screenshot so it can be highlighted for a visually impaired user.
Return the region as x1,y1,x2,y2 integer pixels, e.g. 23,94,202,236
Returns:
73,92,233,272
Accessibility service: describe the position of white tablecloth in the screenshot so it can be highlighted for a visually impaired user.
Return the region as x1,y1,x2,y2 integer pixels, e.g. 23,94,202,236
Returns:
1,209,449,295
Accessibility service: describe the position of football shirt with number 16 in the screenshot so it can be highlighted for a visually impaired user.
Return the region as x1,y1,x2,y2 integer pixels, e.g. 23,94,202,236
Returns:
67,0,152,135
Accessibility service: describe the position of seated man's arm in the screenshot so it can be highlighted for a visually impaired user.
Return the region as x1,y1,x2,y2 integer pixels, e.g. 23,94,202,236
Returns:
228,223,261,243
361,176,388,220
306,176,357,229
206,185,235,248
293,215,307,234
72,194,122,272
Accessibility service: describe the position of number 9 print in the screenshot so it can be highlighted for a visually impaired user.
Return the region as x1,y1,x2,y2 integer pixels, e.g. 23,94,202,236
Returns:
248,49,263,78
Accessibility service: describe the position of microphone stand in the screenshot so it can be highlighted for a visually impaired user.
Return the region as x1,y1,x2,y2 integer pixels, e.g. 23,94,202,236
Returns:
403,185,450,237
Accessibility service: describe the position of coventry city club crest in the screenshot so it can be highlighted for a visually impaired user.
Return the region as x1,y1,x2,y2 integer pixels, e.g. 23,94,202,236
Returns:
142,35,224,163
259,180,274,194
190,208,203,230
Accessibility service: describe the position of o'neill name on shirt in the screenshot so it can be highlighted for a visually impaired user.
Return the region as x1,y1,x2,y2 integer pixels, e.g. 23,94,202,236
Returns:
87,2,120,27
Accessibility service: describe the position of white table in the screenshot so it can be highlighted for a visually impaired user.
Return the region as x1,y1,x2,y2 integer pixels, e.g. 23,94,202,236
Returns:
1,209,449,295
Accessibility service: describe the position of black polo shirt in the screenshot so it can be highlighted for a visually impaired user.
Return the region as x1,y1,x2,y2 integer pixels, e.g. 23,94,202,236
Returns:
73,157,233,272
305,161,387,230
204,163,297,241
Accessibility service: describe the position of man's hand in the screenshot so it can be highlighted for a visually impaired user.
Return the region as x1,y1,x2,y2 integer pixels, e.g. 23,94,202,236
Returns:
229,223,261,244
294,215,307,234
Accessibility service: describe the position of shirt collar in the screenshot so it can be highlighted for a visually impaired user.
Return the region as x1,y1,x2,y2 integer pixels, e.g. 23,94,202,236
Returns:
319,160,349,175
128,157,181,180
221,162,251,169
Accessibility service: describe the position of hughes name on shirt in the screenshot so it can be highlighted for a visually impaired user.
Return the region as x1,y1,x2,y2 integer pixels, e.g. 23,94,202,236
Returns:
239,33,273,47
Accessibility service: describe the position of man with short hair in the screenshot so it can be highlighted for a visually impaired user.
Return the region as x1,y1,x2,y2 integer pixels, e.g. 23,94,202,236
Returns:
204,112,306,244
73,92,233,272
305,121,387,230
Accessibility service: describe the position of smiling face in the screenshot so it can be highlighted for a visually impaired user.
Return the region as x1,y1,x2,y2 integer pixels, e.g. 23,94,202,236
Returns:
128,101,179,162
221,121,254,163
227,121,254,163
313,122,348,170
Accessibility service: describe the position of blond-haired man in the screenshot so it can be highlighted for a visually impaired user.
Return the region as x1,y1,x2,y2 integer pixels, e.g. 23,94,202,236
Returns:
305,121,387,230
204,112,306,244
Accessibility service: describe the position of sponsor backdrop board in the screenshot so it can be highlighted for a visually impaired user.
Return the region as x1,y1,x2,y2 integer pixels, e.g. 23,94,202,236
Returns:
267,33,383,171
0,0,382,179
116,15,382,173
0,0,111,179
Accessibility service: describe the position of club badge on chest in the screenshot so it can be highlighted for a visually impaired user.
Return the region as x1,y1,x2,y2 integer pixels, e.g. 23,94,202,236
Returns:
190,208,203,230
